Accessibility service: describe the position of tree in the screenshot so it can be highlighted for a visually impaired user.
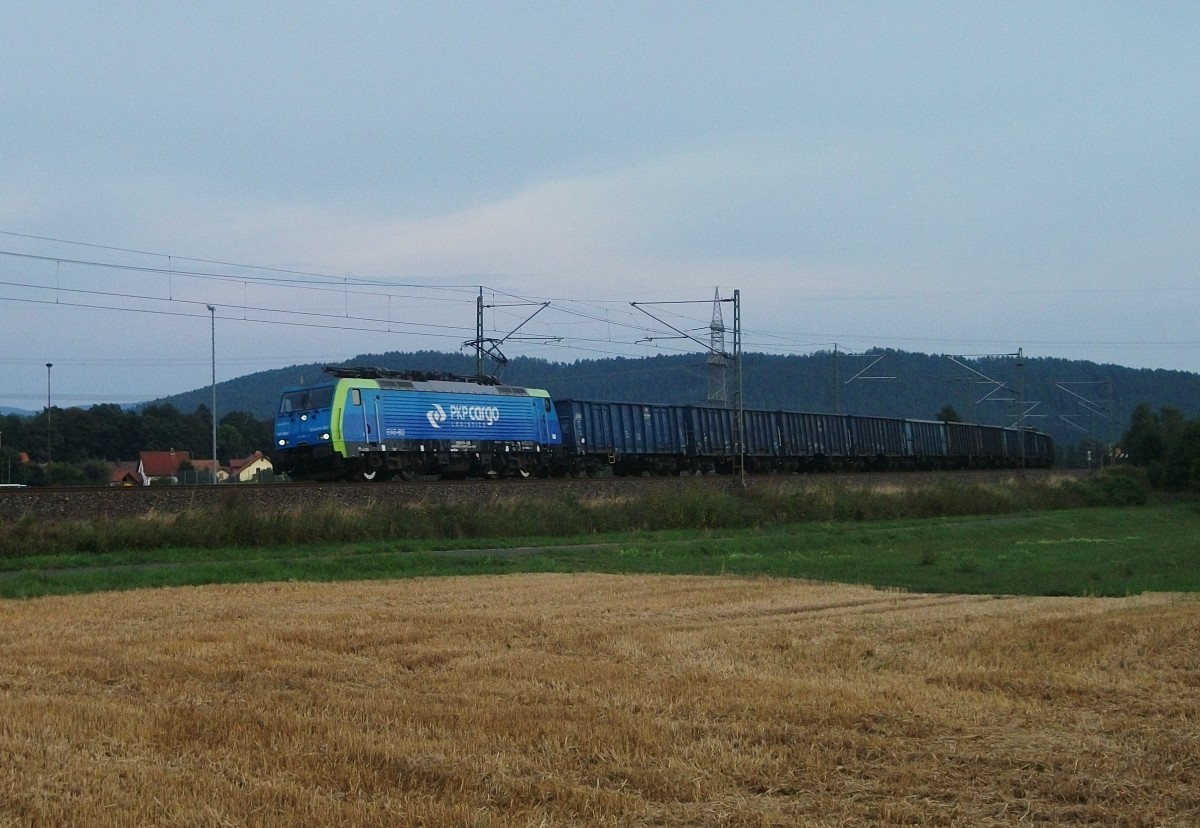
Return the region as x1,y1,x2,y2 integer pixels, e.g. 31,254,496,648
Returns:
85,404,142,460
45,461,88,487
936,405,961,423
217,423,246,459
1164,421,1200,491
185,405,215,459
55,407,98,463
81,459,113,486
140,404,188,452
220,411,272,457
1122,402,1164,466
1120,402,1200,490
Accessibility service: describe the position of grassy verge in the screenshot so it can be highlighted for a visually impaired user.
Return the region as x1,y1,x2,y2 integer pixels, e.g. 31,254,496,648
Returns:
3,501,1198,599
0,471,1151,557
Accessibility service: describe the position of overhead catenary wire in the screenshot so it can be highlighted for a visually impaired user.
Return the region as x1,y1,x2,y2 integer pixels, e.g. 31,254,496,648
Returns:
0,247,722,356
3,230,1199,403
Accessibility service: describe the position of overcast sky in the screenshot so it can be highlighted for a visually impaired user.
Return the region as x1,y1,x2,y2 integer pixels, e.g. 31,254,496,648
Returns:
2,2,1197,410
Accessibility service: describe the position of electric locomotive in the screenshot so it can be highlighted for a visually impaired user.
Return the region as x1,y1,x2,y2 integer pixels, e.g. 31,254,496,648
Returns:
274,367,562,481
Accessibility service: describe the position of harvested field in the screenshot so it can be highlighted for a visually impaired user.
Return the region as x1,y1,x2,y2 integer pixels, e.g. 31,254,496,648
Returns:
1,574,1197,826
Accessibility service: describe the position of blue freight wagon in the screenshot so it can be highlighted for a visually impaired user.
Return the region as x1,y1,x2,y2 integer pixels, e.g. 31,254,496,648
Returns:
905,420,949,467
846,415,908,468
775,411,850,471
555,399,689,476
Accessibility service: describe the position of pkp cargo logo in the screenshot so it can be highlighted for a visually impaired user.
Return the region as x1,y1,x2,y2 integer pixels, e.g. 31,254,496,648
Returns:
426,403,501,429
426,404,447,428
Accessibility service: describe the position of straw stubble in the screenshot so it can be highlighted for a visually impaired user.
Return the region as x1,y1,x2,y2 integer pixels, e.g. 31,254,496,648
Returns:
1,575,1196,826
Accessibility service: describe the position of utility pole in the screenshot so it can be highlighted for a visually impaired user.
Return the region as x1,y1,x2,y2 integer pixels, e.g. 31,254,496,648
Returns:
1015,348,1026,469
475,287,484,378
208,305,218,485
733,289,744,486
833,344,840,414
45,363,52,486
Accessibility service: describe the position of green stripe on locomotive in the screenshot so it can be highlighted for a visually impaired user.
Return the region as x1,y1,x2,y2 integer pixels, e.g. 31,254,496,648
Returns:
329,378,381,459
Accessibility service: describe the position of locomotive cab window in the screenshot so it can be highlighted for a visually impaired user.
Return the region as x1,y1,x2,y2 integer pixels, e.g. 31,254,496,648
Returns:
309,386,334,409
280,385,334,413
351,388,363,406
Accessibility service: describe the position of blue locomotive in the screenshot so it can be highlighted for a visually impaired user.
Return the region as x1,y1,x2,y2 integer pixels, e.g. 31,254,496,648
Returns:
274,367,1054,481
274,367,562,481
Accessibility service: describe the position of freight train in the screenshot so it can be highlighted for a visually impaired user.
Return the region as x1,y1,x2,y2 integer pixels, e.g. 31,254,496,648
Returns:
273,367,1054,481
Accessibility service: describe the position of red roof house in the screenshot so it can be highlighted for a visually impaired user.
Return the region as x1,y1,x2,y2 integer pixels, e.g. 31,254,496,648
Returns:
109,461,140,487
228,450,274,483
137,450,192,486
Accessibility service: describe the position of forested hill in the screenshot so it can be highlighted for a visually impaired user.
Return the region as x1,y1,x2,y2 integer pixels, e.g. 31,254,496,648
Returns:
155,349,1200,447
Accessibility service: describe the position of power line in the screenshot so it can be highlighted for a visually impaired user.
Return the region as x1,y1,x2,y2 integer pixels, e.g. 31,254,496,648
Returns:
0,231,483,291
5,231,1199,367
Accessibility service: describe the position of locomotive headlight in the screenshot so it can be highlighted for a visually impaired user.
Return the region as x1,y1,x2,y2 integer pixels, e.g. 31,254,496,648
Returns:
321,432,330,441
300,414,308,421
278,438,287,447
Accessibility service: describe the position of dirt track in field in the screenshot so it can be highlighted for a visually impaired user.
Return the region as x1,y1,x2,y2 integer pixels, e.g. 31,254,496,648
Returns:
1,574,1197,826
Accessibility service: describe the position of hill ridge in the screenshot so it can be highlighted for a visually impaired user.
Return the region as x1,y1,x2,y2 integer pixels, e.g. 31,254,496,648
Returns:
149,348,1200,449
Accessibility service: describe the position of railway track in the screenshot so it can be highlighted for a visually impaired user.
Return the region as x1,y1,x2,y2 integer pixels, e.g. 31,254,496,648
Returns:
0,468,1081,523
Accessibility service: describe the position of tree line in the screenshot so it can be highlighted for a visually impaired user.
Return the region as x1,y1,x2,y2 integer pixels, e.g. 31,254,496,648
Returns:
1121,403,1200,490
0,404,272,486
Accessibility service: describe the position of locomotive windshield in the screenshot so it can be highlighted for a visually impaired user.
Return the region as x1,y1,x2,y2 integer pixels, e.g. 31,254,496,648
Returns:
279,385,335,413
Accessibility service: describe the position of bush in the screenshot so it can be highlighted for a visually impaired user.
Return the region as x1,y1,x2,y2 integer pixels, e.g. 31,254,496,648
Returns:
1069,470,1149,506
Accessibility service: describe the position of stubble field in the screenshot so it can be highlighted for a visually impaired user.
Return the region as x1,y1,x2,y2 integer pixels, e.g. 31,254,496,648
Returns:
1,574,1197,826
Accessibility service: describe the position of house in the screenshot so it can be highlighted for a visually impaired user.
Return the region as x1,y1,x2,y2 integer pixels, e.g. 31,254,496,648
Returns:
228,450,274,483
137,450,192,486
109,461,141,487
190,458,230,483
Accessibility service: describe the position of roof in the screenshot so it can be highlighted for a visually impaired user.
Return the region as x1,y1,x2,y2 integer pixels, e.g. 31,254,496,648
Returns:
138,450,192,478
228,450,266,474
109,461,139,484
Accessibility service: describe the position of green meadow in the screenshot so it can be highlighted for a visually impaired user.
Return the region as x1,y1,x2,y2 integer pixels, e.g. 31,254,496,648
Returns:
2,472,1196,599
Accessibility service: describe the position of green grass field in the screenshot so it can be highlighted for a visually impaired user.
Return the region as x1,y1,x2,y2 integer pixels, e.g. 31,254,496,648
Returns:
3,503,1197,599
